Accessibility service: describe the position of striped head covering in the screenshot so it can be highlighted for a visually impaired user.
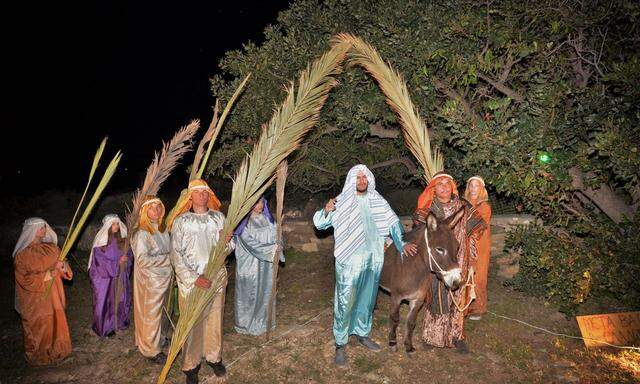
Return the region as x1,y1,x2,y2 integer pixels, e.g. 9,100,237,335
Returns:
332,164,399,263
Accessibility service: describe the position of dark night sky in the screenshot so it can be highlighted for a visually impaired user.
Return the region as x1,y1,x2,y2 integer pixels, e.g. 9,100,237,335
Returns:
2,0,291,195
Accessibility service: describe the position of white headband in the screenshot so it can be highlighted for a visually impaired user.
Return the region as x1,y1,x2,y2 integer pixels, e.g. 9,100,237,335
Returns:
433,173,453,181
141,198,162,207
189,185,210,192
467,176,485,187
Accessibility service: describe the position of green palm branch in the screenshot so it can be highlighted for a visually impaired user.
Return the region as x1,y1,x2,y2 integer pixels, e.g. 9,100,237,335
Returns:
336,33,443,182
157,38,352,383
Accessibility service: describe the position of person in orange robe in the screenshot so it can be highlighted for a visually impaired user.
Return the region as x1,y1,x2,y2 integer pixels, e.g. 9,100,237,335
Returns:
464,176,492,320
13,217,73,365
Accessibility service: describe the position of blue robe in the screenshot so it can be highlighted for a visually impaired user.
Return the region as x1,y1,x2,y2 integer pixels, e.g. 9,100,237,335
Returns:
234,214,284,335
314,194,405,346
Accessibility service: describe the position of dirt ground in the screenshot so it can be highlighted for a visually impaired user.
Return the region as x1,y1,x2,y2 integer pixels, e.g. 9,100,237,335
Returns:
1,228,638,384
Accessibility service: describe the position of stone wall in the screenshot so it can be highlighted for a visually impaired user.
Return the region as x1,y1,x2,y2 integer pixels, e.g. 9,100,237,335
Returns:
282,213,538,258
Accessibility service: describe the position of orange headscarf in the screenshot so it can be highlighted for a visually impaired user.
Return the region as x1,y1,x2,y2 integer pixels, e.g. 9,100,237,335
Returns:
165,178,222,231
138,195,165,234
416,172,459,211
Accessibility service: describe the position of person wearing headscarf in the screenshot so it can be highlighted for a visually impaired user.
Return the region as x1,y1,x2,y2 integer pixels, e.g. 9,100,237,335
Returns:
233,196,284,336
464,176,492,320
132,196,172,364
169,179,233,383
415,172,481,352
13,217,73,365
313,164,416,366
88,214,133,337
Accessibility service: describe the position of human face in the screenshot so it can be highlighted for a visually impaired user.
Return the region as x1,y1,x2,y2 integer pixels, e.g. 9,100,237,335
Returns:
35,225,47,241
110,222,120,234
147,202,162,221
355,171,369,194
252,199,264,214
434,177,453,203
468,179,483,201
191,189,210,210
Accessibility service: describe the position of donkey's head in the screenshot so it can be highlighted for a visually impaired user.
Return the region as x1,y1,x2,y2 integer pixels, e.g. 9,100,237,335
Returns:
421,208,465,291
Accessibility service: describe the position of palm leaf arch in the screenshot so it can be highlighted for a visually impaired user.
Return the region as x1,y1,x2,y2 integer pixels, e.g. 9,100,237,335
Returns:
158,33,442,383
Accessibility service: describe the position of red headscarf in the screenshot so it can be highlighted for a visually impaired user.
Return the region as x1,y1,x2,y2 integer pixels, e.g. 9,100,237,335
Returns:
416,173,459,211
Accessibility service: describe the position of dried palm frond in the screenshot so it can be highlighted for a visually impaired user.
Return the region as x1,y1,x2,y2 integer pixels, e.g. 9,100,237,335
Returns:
335,33,443,182
191,73,251,181
113,121,199,331
127,120,200,233
189,101,220,181
267,160,288,339
157,39,352,383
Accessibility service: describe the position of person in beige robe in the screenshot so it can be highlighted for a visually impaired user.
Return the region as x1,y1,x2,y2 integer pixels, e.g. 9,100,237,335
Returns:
132,196,173,364
13,217,73,365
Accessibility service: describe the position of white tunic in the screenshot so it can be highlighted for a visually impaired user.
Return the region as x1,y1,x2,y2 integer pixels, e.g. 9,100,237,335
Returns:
170,210,234,295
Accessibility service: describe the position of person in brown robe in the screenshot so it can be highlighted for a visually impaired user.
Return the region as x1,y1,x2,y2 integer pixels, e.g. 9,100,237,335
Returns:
13,217,73,365
464,176,492,320
414,173,481,353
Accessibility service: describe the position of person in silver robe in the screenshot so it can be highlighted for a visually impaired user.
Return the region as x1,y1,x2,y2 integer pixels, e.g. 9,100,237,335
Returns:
168,178,233,384
233,197,284,336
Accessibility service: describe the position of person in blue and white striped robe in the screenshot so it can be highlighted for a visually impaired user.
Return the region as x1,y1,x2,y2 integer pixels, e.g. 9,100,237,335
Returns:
313,164,417,366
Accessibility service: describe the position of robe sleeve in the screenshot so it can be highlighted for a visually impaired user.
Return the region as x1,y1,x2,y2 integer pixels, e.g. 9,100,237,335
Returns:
470,203,492,241
132,232,163,268
389,221,406,254
92,246,118,278
313,209,334,230
14,251,52,292
170,218,200,290
237,228,278,263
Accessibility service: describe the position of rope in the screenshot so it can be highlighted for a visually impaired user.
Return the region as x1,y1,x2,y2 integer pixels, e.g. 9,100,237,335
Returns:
488,311,640,351
425,226,476,313
448,266,476,312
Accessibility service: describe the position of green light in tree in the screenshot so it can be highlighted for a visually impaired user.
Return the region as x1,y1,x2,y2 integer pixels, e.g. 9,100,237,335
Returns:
538,152,551,164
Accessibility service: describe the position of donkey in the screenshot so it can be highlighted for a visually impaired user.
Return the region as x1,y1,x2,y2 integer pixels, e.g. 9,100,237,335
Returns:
379,208,465,353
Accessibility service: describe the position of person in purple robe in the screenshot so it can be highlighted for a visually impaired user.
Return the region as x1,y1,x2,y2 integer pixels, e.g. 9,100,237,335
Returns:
88,214,133,337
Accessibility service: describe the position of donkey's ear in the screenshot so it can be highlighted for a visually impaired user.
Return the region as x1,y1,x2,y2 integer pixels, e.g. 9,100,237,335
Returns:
427,212,438,232
447,207,465,229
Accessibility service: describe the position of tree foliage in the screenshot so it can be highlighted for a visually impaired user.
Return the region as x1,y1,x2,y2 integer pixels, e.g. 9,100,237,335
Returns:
208,0,640,312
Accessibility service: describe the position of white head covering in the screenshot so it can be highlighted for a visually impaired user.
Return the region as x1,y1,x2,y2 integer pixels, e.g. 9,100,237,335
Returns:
332,164,400,263
88,214,127,270
12,217,57,258
12,217,57,314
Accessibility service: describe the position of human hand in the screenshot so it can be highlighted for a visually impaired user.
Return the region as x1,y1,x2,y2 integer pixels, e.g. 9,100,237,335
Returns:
403,243,418,257
194,275,212,290
218,229,233,244
324,198,336,214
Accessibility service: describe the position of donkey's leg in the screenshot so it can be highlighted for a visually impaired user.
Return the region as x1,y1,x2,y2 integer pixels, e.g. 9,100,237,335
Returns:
404,298,425,354
388,295,402,352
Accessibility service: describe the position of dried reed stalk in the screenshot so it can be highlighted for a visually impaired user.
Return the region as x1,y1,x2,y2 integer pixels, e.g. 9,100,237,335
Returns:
266,160,288,339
